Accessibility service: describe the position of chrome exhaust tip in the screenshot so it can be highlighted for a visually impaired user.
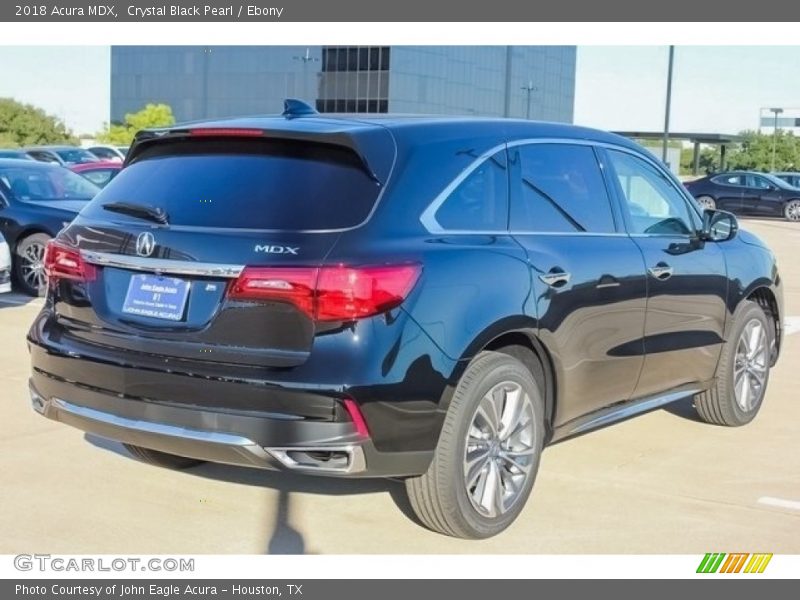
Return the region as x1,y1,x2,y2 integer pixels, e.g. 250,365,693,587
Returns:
266,445,366,474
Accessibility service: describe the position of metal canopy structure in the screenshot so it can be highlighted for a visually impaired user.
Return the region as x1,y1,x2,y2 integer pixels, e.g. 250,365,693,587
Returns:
613,131,743,175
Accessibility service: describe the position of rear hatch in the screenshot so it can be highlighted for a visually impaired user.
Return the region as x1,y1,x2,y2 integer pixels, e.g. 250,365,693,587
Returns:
47,126,395,368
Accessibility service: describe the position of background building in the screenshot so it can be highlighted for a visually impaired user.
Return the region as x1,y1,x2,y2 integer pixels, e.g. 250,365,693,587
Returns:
111,46,576,124
758,107,800,136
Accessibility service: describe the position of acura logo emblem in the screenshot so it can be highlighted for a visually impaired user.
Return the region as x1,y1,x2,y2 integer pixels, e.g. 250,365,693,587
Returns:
135,231,156,257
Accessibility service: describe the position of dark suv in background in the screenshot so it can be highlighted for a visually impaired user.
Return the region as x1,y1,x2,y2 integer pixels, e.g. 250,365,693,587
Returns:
28,103,783,538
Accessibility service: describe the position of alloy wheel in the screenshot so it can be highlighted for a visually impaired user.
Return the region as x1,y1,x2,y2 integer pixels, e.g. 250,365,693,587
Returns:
20,241,46,293
733,318,768,412
697,196,715,210
463,381,536,518
786,200,800,222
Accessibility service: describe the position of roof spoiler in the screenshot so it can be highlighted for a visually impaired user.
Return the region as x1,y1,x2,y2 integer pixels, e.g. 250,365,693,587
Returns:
125,118,391,185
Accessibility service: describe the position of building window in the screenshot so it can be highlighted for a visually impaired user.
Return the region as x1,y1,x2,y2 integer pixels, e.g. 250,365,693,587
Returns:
322,46,390,73
318,46,390,113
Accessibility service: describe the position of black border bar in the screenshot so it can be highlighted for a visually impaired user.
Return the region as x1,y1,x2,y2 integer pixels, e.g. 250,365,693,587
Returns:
5,579,798,600
4,1,800,22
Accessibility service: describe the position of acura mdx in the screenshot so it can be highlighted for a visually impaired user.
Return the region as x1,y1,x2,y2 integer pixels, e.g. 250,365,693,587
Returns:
28,102,783,538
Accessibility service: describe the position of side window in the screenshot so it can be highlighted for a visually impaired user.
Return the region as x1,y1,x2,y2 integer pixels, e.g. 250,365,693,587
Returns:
82,170,113,187
434,150,508,231
512,143,615,233
29,151,57,164
747,175,770,189
607,150,695,236
713,174,742,186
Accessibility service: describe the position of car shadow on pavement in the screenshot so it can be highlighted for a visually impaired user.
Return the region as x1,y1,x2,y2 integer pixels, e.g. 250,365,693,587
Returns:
660,396,704,423
0,291,42,308
84,433,422,554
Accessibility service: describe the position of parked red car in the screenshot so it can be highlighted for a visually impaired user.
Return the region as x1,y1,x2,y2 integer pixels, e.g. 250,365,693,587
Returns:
70,161,122,189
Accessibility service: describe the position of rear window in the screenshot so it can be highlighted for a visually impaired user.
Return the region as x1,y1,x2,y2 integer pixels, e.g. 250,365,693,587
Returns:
81,138,383,230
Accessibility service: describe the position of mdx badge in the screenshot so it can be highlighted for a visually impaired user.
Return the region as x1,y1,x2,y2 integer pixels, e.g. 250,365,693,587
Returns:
135,231,156,257
254,245,299,255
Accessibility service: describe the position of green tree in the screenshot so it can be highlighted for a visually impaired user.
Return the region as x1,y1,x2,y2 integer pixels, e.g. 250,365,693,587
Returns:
96,103,176,145
680,145,723,175
0,97,78,147
727,130,800,172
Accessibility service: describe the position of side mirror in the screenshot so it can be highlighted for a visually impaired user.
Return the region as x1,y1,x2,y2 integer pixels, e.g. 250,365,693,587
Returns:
701,209,738,242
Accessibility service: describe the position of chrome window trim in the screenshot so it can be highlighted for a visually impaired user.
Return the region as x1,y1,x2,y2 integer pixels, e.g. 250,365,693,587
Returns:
81,250,244,278
419,137,697,236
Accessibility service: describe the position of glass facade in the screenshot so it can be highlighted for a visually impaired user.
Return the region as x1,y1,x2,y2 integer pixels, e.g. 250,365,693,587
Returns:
317,46,390,113
111,46,575,124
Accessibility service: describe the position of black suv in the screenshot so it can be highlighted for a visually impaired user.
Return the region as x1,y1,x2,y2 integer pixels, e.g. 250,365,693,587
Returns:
28,103,783,538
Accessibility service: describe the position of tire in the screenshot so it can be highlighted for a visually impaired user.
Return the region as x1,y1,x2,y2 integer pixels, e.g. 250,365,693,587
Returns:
696,195,716,211
14,233,51,297
123,444,204,469
694,301,771,426
784,199,800,222
406,351,545,539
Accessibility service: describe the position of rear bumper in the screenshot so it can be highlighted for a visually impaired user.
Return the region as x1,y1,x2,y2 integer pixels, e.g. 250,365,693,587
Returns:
29,373,432,478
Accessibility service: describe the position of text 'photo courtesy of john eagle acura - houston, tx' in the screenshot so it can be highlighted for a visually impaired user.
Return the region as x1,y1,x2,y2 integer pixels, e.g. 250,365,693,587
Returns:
27,100,783,539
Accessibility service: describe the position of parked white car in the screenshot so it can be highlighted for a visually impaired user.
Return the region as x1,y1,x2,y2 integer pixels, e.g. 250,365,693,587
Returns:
0,233,11,293
86,145,126,162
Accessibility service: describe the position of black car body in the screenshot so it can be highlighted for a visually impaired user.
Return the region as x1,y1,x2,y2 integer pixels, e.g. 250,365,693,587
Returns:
685,170,800,221
0,159,98,295
28,106,784,538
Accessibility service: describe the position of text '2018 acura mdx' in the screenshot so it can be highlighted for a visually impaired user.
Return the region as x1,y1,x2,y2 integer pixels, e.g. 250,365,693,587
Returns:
28,100,783,538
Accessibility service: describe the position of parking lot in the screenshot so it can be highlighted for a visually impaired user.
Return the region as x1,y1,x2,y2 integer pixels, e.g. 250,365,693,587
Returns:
1,218,798,554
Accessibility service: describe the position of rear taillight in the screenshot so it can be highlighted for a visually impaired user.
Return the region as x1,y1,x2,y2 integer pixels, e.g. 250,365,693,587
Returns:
316,265,421,321
43,240,95,283
228,264,421,322
228,267,317,315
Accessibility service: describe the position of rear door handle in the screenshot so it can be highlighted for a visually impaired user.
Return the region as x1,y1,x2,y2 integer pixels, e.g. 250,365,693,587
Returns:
648,264,674,280
539,270,571,288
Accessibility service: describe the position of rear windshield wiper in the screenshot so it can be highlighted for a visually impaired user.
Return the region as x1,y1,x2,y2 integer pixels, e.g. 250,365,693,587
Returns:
101,201,169,225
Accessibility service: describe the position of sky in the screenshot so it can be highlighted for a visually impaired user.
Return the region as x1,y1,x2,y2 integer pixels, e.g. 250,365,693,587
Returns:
574,46,800,133
0,46,110,135
0,45,799,135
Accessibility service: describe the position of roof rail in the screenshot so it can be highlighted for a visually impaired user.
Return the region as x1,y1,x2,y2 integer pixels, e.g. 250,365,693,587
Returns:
282,98,318,119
